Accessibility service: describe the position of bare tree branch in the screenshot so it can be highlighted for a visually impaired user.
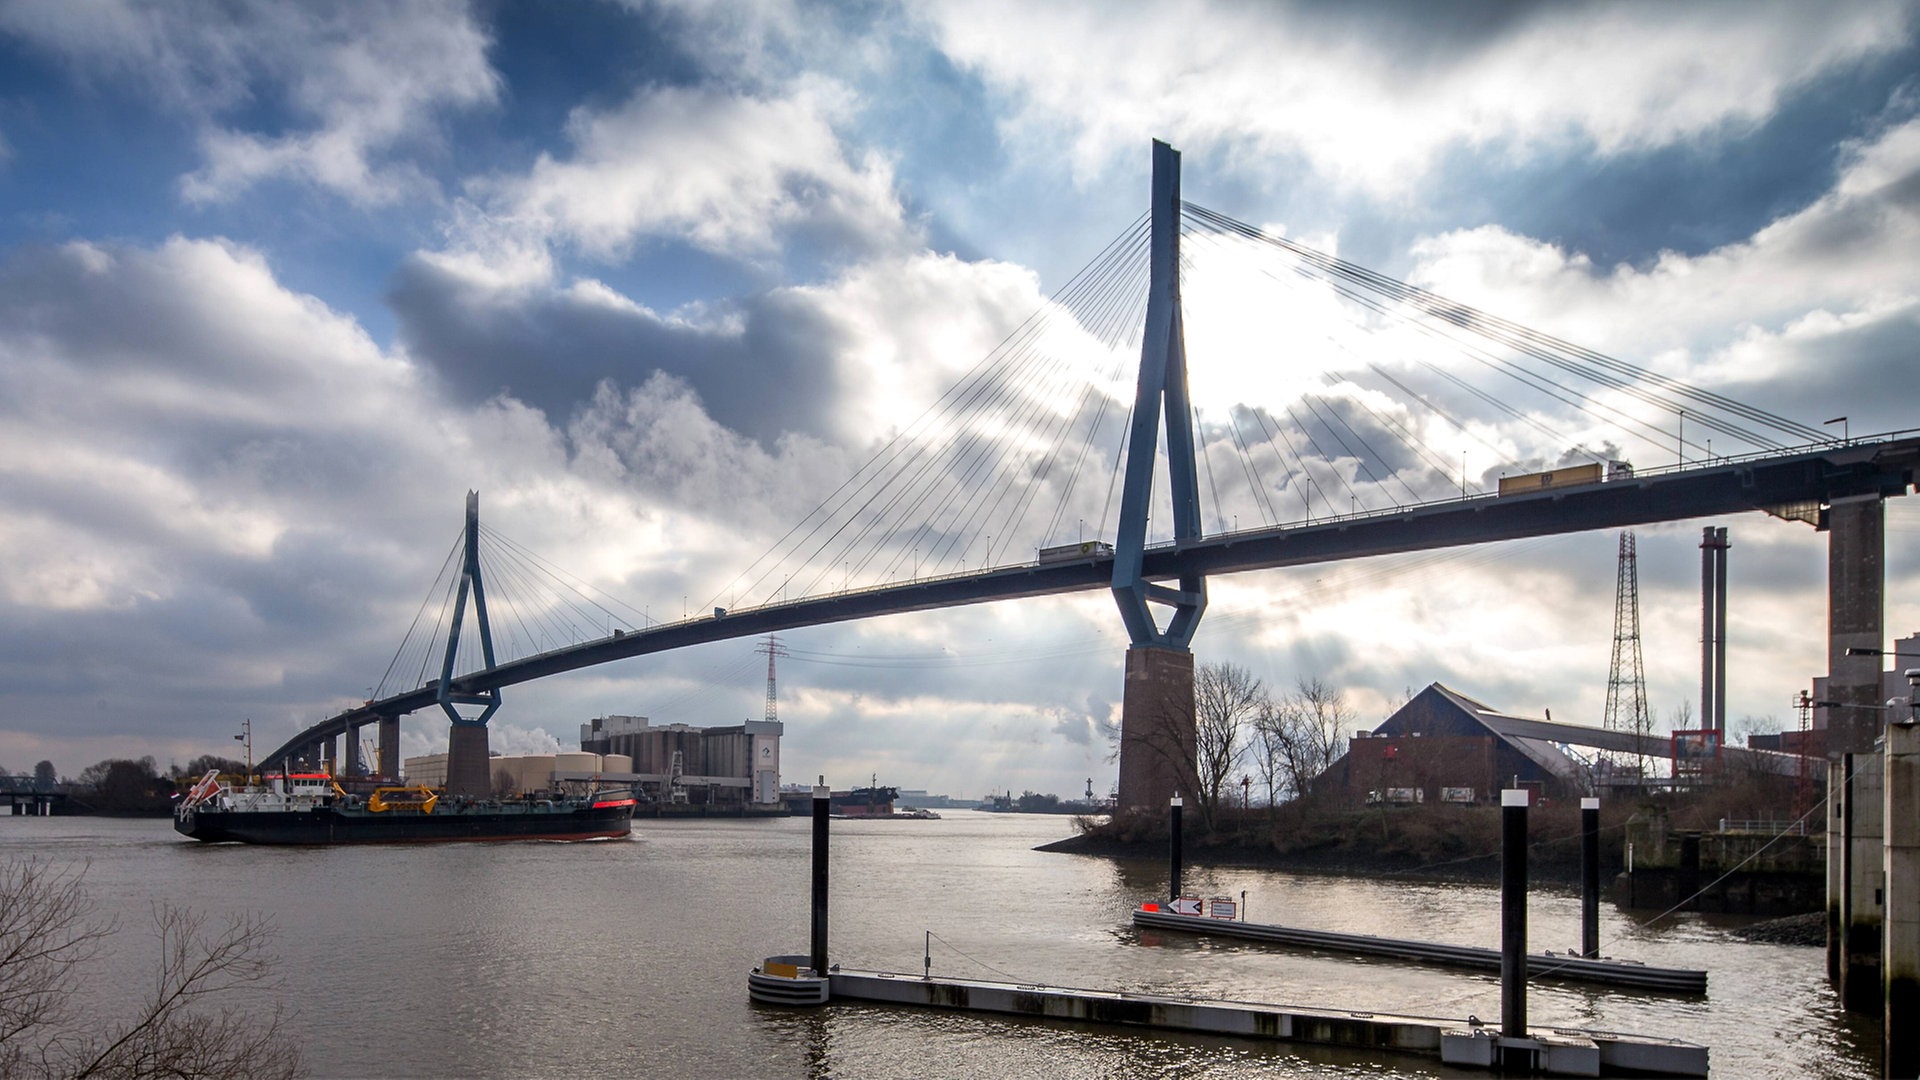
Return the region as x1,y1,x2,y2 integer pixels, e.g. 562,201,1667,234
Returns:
1192,662,1265,829
1254,677,1354,806
0,858,113,1073
0,857,302,1080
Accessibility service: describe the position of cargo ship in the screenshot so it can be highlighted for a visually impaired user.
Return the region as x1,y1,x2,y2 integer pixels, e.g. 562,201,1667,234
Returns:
830,781,899,818
173,769,636,845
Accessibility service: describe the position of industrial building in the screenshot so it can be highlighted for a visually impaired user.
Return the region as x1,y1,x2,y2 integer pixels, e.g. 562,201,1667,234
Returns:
1319,684,1585,805
580,714,783,808
400,715,784,810
1790,631,1920,758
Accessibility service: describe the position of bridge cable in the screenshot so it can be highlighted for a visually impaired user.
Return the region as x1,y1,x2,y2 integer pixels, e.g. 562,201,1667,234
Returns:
1178,213,1522,493
873,236,1138,580
1312,393,1425,506
1180,208,1711,455
835,219,1150,584
1182,203,1817,448
1300,395,1395,509
733,214,1151,604
1194,406,1229,533
1282,404,1367,514
375,529,463,699
916,221,1149,567
1211,404,1273,529
714,212,1150,605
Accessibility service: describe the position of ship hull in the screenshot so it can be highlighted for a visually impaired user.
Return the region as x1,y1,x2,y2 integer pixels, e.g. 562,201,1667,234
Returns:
175,801,634,845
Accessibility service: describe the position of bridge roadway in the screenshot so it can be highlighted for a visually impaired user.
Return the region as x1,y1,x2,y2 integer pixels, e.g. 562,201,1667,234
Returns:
263,435,1920,769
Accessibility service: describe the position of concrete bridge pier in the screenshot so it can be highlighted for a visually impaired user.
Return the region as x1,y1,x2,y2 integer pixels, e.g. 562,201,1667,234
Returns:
1116,645,1197,810
319,735,337,777
1885,720,1920,1077
377,715,400,779
1827,494,1885,1013
446,723,491,797
343,724,363,778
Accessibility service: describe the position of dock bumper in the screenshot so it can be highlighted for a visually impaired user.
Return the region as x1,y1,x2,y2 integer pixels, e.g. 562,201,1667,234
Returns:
749,955,830,1006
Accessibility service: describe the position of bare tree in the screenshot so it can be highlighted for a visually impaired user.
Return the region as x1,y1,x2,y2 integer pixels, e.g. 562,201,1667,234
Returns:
0,857,302,1080
1257,677,1354,804
1193,661,1266,828
0,859,104,1076
1294,677,1352,782
1251,697,1281,810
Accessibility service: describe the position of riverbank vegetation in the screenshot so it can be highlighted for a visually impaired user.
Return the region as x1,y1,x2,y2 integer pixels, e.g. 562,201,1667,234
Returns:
1057,771,1812,885
3,755,249,816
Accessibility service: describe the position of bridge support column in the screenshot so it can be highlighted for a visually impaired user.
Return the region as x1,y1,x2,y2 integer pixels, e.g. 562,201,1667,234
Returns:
1117,646,1197,811
446,724,491,797
344,725,363,778
1109,142,1206,811
1846,759,1884,1014
1831,756,1845,983
1827,494,1885,1014
320,735,337,777
378,716,400,779
1886,720,1920,1077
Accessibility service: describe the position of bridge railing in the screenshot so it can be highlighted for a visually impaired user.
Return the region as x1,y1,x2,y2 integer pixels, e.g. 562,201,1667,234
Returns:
1718,818,1808,836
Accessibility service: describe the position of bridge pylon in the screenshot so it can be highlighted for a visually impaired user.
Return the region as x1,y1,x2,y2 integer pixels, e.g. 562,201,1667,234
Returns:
439,491,501,796
1112,140,1206,811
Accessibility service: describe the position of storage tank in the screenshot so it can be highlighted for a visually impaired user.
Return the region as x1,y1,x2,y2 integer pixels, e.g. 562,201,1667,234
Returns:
554,751,600,774
602,754,633,775
486,754,557,793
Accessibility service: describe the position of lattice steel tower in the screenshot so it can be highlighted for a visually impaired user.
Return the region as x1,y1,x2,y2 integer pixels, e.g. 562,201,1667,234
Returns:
1603,530,1652,769
756,634,788,724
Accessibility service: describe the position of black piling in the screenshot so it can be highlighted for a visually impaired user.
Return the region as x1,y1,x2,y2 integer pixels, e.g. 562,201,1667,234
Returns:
1501,788,1529,1040
1581,796,1600,959
811,780,830,975
1169,795,1184,900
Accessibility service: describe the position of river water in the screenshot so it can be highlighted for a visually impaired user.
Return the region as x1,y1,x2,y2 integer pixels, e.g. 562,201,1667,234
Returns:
0,812,1876,1078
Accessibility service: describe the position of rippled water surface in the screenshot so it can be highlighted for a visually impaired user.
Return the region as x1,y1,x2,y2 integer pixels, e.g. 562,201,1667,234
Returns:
1,812,1876,1078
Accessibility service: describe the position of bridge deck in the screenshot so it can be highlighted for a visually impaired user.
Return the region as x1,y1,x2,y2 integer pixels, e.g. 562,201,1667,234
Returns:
263,435,1920,769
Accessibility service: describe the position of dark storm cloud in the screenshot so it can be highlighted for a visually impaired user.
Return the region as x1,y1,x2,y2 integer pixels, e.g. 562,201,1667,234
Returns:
0,586,384,740
1717,306,1920,435
387,254,847,443
1281,0,1544,57
1411,45,1920,270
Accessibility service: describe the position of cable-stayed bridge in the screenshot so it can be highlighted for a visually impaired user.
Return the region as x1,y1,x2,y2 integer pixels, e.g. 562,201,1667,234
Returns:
261,142,1920,799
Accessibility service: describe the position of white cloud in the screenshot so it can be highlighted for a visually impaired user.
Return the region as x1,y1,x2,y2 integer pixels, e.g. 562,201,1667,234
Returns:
452,81,912,267
1394,113,1920,437
0,0,499,205
917,0,1913,196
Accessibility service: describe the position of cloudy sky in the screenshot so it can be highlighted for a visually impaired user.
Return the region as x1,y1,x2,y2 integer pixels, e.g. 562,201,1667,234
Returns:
3,0,1919,798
